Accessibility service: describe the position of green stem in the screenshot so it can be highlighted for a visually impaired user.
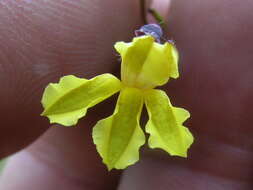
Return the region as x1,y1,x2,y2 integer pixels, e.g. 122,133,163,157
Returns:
148,8,165,28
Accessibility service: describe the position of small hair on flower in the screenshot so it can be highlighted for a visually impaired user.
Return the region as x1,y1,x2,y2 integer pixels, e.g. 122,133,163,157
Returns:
41,24,194,170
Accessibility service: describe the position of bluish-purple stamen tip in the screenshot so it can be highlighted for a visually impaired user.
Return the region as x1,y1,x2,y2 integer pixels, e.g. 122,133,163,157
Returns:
135,24,163,43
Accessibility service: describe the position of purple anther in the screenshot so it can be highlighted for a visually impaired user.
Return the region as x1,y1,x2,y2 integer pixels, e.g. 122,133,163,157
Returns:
135,24,163,43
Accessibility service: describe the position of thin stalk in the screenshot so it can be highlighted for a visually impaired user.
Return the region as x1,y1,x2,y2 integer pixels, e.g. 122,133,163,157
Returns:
148,8,165,28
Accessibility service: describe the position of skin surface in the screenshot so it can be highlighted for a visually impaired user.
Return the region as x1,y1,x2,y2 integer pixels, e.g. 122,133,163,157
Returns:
0,0,253,189
119,0,253,189
0,0,142,189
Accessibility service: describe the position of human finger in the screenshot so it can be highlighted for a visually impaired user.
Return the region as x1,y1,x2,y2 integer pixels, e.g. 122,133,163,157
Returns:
119,0,253,189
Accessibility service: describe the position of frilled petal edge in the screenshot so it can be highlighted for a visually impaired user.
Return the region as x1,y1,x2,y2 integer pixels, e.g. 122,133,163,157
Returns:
144,89,193,157
92,87,145,170
41,74,121,126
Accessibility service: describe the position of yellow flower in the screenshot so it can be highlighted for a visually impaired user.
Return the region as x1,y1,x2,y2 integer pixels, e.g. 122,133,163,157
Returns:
41,35,194,170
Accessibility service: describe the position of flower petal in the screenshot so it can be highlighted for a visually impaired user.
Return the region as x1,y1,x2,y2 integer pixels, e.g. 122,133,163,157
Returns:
165,42,179,79
144,89,193,157
114,35,179,89
41,74,121,126
92,87,145,170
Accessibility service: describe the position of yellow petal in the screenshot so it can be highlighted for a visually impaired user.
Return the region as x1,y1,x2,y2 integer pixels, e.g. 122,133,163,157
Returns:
41,74,121,126
144,89,193,157
114,35,179,89
92,87,145,170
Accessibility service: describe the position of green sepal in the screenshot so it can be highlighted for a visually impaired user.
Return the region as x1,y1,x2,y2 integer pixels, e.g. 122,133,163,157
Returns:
41,74,121,126
92,87,145,170
144,89,193,157
114,35,179,89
